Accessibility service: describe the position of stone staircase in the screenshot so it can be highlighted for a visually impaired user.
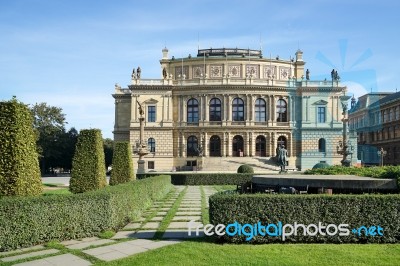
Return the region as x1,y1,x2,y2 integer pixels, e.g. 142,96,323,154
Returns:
200,156,281,172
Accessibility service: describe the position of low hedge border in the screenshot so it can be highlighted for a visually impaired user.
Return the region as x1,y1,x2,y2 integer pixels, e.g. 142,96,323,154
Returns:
137,173,252,185
209,192,400,244
0,175,172,251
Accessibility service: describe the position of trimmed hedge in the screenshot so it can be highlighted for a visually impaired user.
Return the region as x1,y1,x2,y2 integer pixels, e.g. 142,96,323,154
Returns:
209,192,400,244
0,97,42,196
70,129,107,193
110,141,134,185
0,175,172,251
138,173,253,185
237,164,254,174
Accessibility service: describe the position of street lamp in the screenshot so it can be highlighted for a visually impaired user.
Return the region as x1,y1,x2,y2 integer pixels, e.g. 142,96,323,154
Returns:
377,147,387,167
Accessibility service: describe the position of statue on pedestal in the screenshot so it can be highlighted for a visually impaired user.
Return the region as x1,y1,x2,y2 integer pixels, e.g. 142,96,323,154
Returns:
277,144,288,172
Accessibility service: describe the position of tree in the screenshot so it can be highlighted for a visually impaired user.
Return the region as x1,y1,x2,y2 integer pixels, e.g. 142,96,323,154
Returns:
104,138,114,169
110,141,134,185
58,127,78,171
0,97,42,196
31,103,66,174
69,129,107,193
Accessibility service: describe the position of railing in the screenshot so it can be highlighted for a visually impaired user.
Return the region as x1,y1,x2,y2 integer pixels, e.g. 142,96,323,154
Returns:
117,78,342,91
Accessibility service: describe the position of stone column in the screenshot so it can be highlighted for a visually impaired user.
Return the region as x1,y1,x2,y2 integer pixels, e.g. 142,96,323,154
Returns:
249,132,253,156
267,95,272,123
204,94,209,122
227,95,231,123
162,95,166,122
203,132,208,157
222,132,226,157
272,95,276,124
182,96,187,123
167,95,172,121
182,133,186,157
227,132,232,156
245,132,250,156
115,100,120,128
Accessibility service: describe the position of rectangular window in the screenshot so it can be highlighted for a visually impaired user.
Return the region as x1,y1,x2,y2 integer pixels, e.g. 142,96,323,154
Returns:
147,106,156,122
148,161,154,169
317,107,326,123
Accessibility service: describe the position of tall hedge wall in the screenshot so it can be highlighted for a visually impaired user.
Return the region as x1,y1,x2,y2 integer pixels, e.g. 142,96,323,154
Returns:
209,192,400,244
138,173,253,185
70,129,107,193
110,141,134,185
0,98,42,196
0,175,172,251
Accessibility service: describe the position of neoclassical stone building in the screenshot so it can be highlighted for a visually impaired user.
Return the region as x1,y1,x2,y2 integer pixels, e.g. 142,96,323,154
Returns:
349,91,400,165
113,47,353,171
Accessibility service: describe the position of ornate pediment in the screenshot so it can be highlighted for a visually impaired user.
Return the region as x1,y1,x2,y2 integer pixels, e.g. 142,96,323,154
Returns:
313,100,328,105
144,98,158,104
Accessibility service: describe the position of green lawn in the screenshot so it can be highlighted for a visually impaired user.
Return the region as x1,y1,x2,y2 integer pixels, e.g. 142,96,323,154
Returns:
98,241,400,266
42,188,71,195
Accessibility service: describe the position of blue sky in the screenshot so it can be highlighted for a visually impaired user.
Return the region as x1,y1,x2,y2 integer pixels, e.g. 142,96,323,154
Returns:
1,0,399,138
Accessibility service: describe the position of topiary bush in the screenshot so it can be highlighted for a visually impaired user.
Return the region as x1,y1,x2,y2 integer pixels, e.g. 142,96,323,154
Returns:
110,141,134,185
0,97,42,196
312,162,330,169
237,164,254,174
70,129,107,193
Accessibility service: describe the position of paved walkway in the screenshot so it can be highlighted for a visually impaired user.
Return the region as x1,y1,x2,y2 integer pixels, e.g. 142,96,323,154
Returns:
0,185,218,265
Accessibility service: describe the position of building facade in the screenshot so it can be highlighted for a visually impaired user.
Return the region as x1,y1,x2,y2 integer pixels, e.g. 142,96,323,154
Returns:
349,91,400,165
113,47,355,172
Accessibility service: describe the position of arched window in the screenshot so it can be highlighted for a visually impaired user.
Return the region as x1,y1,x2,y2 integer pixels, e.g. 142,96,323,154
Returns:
318,138,326,152
209,98,222,121
209,135,221,157
232,135,244,157
148,138,155,153
255,98,266,122
232,98,244,121
276,99,287,122
187,136,198,156
187,98,199,123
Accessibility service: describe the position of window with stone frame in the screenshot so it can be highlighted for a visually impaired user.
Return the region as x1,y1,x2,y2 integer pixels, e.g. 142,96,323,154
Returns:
232,98,245,121
317,106,326,123
255,98,266,122
209,98,222,121
147,106,156,122
148,138,155,153
276,99,287,122
187,98,199,123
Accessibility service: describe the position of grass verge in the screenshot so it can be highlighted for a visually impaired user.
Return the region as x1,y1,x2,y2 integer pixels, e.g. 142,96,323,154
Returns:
95,242,400,266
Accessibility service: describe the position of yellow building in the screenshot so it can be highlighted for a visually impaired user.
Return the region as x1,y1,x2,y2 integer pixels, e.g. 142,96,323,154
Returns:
113,47,354,172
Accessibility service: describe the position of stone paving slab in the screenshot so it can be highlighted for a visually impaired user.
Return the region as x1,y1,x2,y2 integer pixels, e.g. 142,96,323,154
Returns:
168,221,202,229
1,249,60,262
175,211,201,216
141,222,160,229
150,216,164,221
123,222,142,230
112,230,156,239
65,239,115,250
0,245,45,257
162,230,204,239
84,239,181,262
14,253,92,266
172,216,201,221
177,207,201,212
156,211,168,216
